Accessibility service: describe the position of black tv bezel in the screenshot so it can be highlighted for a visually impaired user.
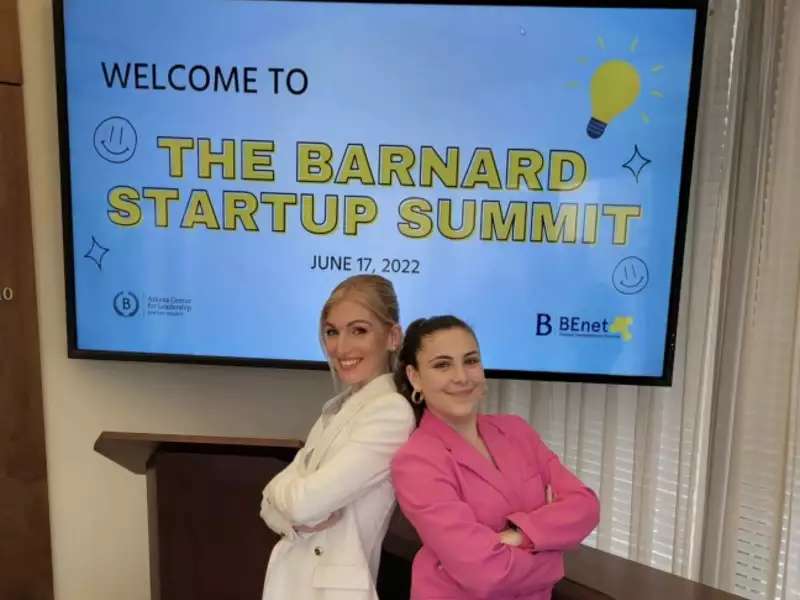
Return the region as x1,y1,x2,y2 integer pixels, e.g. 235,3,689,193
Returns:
54,0,709,386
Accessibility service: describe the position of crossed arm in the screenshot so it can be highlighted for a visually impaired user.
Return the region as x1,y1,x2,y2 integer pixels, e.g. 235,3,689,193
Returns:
391,449,565,598
260,396,414,535
504,416,600,552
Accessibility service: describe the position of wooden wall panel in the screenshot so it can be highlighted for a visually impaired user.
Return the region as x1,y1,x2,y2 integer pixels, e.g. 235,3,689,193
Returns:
0,0,22,84
0,5,54,594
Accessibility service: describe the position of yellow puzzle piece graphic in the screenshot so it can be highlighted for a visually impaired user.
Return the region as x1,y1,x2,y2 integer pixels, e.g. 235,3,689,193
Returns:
609,316,634,341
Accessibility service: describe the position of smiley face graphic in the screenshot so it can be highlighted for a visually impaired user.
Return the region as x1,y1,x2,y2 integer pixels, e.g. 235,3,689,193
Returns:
93,117,137,163
612,256,649,295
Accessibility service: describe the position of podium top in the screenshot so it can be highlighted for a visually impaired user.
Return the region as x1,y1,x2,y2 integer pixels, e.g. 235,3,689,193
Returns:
94,431,303,474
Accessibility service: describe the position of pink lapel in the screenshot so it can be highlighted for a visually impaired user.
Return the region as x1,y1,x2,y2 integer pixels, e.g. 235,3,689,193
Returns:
477,415,530,498
419,411,520,505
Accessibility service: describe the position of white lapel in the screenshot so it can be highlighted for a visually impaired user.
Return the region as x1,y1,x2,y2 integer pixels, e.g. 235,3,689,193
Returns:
304,373,395,472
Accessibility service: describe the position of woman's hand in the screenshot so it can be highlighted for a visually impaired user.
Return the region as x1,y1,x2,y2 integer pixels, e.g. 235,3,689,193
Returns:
498,528,524,547
294,509,342,533
499,485,557,548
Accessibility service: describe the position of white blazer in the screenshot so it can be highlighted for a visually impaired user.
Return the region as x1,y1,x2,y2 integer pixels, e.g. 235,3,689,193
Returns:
260,373,415,600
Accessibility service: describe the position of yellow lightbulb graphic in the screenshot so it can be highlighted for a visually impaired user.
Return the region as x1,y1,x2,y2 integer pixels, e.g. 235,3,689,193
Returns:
587,60,641,138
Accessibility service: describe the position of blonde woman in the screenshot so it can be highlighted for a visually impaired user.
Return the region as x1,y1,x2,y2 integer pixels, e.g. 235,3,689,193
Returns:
260,275,415,600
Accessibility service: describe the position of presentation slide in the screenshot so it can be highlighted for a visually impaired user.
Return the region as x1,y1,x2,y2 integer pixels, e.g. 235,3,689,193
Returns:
58,0,706,383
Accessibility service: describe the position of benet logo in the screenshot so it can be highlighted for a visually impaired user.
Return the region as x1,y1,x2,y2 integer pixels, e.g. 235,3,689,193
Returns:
536,313,634,342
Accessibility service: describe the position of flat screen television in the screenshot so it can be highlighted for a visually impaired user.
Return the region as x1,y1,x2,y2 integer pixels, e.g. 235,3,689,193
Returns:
55,0,708,385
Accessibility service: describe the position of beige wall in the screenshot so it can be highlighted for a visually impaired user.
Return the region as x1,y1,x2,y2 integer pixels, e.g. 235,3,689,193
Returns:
18,2,331,598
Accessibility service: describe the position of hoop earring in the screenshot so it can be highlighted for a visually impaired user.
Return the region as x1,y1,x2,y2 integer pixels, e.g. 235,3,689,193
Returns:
411,390,424,405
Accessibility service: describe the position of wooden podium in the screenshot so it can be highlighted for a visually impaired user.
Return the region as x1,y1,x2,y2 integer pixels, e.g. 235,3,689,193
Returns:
95,432,741,600
95,432,302,600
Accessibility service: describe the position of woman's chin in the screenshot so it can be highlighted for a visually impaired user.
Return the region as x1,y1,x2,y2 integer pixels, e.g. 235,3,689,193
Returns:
336,368,368,387
335,362,386,388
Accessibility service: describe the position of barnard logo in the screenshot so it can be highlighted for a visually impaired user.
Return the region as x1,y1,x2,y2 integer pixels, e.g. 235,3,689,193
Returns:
113,291,140,317
536,313,633,342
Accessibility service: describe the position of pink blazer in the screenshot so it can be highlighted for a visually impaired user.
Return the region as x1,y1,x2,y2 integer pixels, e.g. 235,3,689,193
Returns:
391,411,600,600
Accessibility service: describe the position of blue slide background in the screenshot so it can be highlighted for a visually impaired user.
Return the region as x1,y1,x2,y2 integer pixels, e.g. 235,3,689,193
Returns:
63,0,698,378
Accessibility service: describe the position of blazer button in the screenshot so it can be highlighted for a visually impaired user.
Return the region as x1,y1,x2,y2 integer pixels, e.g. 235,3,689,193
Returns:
314,547,323,556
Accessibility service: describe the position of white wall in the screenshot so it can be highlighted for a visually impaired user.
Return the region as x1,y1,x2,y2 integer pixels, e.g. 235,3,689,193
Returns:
18,2,331,598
